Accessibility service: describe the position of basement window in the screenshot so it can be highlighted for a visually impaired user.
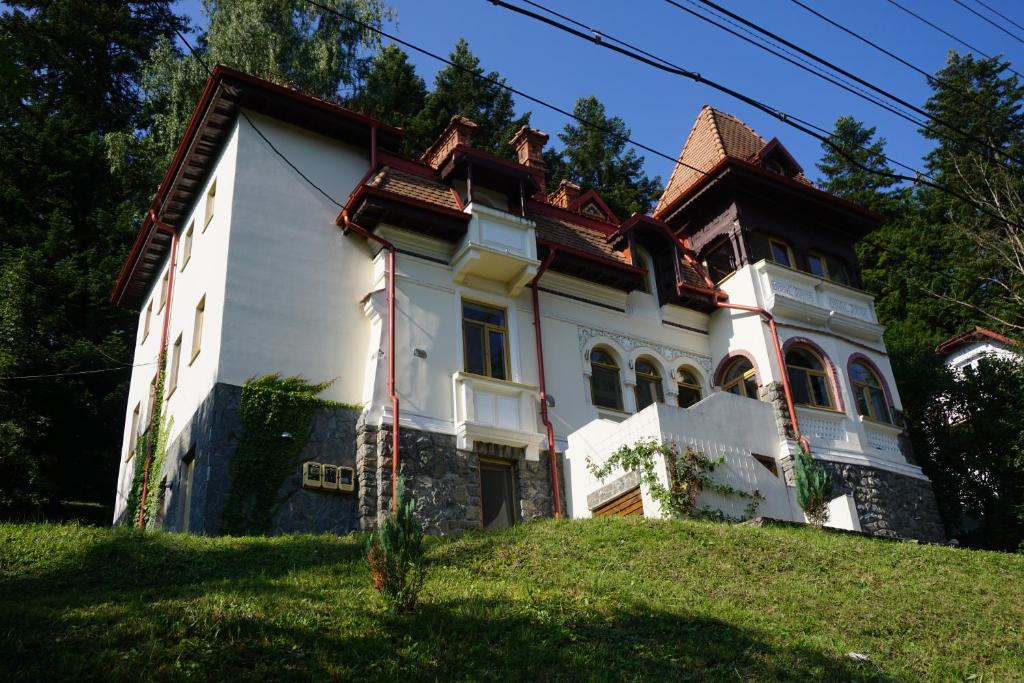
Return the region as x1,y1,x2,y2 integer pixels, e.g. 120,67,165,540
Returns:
480,459,517,529
753,453,779,477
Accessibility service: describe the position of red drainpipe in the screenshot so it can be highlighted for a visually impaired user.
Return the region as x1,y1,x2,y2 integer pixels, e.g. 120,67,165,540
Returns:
341,211,401,513
137,210,178,528
660,229,808,450
528,249,563,518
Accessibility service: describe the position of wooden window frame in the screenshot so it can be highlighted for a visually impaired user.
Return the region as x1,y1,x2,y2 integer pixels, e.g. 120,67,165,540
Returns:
768,237,796,269
807,250,850,285
676,368,703,408
633,357,665,411
142,300,152,343
461,300,511,381
157,269,169,313
203,179,216,231
181,221,194,271
190,295,205,364
167,334,182,399
589,347,624,412
722,358,758,399
786,347,837,411
126,403,141,462
850,361,892,423
478,457,518,529
704,237,735,284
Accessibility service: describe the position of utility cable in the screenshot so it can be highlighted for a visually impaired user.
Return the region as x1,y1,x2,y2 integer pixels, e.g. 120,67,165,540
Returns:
0,361,157,382
967,0,1024,35
489,0,1022,227
883,0,1024,79
675,0,1024,168
951,0,1024,46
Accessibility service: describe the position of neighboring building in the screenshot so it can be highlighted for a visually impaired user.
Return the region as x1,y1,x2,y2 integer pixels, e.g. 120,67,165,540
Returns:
936,325,1020,373
111,67,944,541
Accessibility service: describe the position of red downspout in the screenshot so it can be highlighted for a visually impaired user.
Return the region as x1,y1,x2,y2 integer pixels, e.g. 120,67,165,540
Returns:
138,210,178,527
529,249,563,518
341,211,401,513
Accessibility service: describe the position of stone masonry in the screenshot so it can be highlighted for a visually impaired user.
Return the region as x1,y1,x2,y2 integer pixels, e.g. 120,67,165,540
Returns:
823,462,946,543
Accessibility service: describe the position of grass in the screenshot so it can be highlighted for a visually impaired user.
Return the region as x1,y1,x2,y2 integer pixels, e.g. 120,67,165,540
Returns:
1,518,1022,682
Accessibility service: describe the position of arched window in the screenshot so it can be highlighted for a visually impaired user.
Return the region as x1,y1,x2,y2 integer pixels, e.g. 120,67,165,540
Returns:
676,367,702,408
633,357,664,411
850,361,892,423
590,348,624,411
721,357,758,399
786,347,835,409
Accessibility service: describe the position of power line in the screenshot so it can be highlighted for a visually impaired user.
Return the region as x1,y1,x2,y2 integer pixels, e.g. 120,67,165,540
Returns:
673,0,1024,168
967,0,1024,35
0,362,156,382
488,0,1022,227
952,0,1024,46
883,0,1024,79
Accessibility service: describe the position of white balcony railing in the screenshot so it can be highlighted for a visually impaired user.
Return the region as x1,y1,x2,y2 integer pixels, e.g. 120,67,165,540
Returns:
452,371,546,460
752,260,884,342
451,203,540,295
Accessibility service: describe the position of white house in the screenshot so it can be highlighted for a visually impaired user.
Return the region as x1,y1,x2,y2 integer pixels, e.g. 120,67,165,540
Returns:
111,67,944,541
936,325,1020,373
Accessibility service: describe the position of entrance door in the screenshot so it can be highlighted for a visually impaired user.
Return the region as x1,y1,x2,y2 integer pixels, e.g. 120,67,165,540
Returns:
479,459,516,529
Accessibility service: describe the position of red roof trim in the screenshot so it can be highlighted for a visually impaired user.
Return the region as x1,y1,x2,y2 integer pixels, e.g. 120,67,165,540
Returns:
527,199,621,235
935,325,1019,356
569,188,620,224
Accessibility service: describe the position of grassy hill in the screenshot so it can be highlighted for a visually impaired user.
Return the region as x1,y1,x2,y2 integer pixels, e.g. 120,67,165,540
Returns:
1,518,1021,681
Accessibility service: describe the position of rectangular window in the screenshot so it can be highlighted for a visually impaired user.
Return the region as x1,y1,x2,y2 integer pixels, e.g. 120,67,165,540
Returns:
204,179,216,230
807,253,827,278
191,295,205,363
704,238,735,283
158,269,169,313
462,301,508,380
148,373,158,416
768,238,794,268
142,300,152,343
126,403,141,461
181,221,194,271
167,334,182,397
479,459,516,529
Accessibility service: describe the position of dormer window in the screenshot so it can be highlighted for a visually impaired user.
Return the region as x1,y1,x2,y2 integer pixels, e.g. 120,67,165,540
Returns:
765,159,785,175
636,248,657,294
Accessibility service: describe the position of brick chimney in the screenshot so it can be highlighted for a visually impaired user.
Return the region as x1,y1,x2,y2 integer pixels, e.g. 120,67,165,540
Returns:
510,125,549,191
548,179,582,209
421,115,480,169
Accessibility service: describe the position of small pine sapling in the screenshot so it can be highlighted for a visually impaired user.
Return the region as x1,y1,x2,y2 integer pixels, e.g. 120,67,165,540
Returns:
794,442,833,527
366,475,426,612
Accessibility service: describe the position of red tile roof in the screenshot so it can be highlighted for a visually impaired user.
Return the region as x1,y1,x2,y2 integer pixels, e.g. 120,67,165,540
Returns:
656,106,813,214
366,167,461,211
935,326,1019,356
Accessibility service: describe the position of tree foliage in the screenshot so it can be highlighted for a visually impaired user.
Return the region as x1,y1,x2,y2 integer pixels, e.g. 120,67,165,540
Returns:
366,474,426,613
793,443,832,527
348,43,426,133
406,39,529,157
543,96,662,219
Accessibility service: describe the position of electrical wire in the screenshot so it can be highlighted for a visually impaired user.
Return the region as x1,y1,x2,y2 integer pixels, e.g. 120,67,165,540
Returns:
967,0,1024,35
951,0,1024,46
0,361,157,382
883,0,1024,79
674,0,1024,168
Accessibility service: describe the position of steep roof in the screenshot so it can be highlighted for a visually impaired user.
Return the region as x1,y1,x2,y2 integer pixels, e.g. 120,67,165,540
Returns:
655,106,812,214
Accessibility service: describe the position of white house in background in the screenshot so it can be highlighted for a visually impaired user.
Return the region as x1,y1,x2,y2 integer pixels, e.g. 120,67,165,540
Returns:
110,67,944,541
936,325,1020,373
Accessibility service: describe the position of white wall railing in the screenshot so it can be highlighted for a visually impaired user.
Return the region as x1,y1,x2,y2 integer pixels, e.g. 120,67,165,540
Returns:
452,371,546,460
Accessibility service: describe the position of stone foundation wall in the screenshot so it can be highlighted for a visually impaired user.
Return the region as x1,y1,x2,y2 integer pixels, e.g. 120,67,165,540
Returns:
758,381,794,439
359,424,565,535
823,461,946,543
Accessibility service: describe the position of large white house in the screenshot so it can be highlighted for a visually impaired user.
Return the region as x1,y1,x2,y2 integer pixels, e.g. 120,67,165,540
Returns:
111,67,944,541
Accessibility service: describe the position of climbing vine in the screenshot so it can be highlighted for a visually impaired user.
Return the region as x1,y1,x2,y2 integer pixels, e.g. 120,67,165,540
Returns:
589,438,763,520
220,374,340,536
126,366,167,528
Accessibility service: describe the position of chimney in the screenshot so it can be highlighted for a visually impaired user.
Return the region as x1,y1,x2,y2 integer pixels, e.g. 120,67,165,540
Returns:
548,179,582,209
510,125,549,191
421,115,480,169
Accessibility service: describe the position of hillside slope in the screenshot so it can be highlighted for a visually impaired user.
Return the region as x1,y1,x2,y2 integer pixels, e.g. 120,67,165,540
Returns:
1,518,1022,681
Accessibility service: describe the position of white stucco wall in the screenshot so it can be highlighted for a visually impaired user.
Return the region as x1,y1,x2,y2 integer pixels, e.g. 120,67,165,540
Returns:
944,341,1019,372
218,112,373,405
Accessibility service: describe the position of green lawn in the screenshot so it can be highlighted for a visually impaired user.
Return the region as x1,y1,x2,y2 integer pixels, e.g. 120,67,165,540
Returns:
1,518,1021,681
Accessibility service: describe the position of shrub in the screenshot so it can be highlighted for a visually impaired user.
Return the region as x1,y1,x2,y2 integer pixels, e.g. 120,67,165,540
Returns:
366,475,425,613
794,442,833,527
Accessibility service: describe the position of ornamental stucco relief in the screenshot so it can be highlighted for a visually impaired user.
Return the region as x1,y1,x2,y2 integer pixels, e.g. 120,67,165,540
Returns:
577,325,712,374
769,278,816,305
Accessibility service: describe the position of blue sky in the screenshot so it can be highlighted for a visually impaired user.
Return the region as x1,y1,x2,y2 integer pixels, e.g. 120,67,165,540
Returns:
177,0,1024,185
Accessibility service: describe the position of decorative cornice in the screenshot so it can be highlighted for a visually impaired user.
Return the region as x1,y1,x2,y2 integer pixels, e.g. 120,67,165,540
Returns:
577,325,712,373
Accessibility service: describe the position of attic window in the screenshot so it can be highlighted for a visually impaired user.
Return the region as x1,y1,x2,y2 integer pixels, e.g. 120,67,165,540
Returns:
765,160,785,175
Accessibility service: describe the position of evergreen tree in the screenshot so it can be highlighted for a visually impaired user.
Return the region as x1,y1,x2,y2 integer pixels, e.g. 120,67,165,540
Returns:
0,1,188,518
542,96,661,219
407,39,529,157
348,44,426,133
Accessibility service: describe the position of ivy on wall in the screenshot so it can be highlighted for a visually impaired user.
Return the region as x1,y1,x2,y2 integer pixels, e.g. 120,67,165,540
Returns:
126,367,167,528
220,374,340,536
589,438,763,520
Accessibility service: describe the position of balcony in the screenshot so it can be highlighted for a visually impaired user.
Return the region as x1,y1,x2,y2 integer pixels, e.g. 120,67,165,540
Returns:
752,260,884,342
452,372,546,460
451,203,540,295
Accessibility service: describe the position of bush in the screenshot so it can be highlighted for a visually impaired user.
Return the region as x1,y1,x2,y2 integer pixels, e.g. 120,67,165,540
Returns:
366,475,425,613
794,442,833,527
